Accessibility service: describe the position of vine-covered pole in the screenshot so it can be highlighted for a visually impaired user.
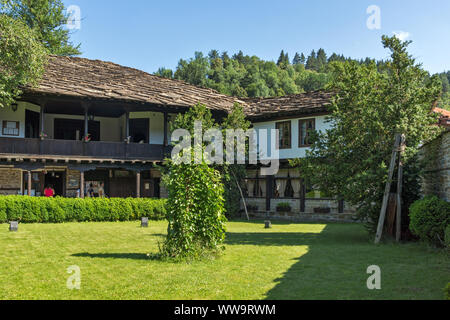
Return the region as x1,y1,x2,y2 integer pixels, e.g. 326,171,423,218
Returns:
375,133,402,244
396,134,406,242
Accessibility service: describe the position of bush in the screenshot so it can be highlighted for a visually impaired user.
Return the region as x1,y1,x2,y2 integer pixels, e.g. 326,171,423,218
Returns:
409,196,450,247
445,225,450,248
161,162,227,259
0,196,167,223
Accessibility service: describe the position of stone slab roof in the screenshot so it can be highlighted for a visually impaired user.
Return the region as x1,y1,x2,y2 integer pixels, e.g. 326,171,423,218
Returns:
23,55,333,118
243,91,334,120
23,55,246,112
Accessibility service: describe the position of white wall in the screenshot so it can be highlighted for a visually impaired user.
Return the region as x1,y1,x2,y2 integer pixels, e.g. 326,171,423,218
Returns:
0,102,40,138
252,115,332,160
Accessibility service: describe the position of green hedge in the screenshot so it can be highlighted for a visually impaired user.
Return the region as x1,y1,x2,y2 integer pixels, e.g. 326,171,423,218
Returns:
0,196,167,223
409,196,450,247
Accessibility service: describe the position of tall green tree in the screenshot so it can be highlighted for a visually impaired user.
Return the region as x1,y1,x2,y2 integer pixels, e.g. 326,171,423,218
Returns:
161,104,228,259
316,48,327,71
1,0,80,56
292,52,302,65
277,50,290,67
154,67,173,79
0,14,47,108
292,36,442,235
305,50,317,71
299,53,306,65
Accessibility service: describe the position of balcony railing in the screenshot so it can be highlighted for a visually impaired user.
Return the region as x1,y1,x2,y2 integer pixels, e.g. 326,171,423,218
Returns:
0,137,171,161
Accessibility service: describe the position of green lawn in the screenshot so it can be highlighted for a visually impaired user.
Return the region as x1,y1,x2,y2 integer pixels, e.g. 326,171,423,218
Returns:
0,220,448,300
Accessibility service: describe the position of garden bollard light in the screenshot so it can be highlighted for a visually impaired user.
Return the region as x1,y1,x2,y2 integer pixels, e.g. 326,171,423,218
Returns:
9,221,18,232
141,217,149,228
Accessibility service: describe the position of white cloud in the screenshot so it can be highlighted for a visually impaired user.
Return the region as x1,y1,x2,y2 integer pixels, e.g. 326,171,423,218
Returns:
392,31,411,41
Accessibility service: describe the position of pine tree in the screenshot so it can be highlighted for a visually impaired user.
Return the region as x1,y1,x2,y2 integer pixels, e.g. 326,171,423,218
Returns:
305,50,317,70
277,50,286,66
300,53,306,65
292,52,301,65
1,0,81,56
316,48,327,71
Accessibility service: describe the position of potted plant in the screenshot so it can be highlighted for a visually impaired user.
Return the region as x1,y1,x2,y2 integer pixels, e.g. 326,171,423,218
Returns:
83,133,91,143
276,202,292,213
39,132,47,140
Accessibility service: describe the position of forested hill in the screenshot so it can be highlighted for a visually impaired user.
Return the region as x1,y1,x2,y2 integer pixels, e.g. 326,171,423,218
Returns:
154,49,450,110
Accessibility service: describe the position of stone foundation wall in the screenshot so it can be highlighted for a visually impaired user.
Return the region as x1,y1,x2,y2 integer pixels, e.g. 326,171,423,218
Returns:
241,197,357,222
66,169,80,198
0,168,22,195
420,130,450,201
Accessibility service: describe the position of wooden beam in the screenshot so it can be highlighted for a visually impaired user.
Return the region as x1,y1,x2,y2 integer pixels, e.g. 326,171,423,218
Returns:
84,106,89,138
375,134,402,244
396,134,406,242
136,172,141,198
27,171,32,196
300,178,306,212
163,112,168,147
39,102,45,134
266,175,273,211
125,111,130,140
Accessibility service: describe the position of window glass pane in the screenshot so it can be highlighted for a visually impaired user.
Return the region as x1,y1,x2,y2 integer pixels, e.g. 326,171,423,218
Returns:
276,121,291,149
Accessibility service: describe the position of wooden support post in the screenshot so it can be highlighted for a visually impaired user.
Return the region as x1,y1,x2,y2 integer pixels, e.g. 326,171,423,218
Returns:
83,105,89,139
39,102,45,135
266,175,273,212
300,178,306,212
136,172,141,198
80,171,85,199
125,111,130,140
163,112,168,147
338,199,344,214
27,171,32,196
396,134,406,242
375,134,402,244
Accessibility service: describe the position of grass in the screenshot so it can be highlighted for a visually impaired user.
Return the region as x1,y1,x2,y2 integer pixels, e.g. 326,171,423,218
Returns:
0,220,448,300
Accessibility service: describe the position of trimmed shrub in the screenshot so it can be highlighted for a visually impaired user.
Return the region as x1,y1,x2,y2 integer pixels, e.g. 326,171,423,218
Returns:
409,196,450,247
0,197,6,222
445,283,450,300
0,196,166,223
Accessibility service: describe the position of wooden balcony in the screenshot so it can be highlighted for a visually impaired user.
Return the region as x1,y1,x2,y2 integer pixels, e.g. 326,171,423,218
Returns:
0,137,171,161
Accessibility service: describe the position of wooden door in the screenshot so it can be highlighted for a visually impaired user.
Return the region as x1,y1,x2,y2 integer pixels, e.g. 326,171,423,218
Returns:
130,118,149,143
25,109,40,138
141,179,154,198
109,178,135,198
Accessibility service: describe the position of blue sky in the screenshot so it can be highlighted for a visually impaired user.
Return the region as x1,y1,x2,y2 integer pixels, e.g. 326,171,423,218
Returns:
64,0,450,74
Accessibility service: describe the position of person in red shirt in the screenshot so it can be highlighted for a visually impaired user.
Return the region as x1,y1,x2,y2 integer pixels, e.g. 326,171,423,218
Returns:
44,185,55,197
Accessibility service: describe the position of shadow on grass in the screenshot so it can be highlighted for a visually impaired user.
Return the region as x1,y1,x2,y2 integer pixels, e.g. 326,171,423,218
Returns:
261,223,391,300
72,252,157,260
225,232,321,246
